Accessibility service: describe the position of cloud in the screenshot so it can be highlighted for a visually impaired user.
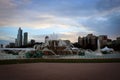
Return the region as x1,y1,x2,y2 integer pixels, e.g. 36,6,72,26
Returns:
0,0,98,27
0,0,16,9
0,5,94,33
0,30,15,42
58,32,85,42
0,0,98,32
0,0,120,43
105,13,120,35
33,0,98,17
31,31,87,43
0,40,10,45
96,0,120,11
0,0,31,26
80,9,120,39
0,0,16,23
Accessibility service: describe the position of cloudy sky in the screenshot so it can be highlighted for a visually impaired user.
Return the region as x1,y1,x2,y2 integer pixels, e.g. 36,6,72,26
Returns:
0,0,120,44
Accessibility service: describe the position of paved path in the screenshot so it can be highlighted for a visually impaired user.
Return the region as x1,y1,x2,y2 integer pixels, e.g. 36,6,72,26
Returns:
0,63,120,80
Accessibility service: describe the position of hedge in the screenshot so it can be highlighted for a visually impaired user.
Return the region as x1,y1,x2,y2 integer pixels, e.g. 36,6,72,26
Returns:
0,58,120,65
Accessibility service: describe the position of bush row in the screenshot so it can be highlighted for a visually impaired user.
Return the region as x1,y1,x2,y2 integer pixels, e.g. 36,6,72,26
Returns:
0,58,120,65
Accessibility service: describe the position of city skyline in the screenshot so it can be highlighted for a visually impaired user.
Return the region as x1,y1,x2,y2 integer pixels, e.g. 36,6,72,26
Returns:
15,27,28,47
0,0,120,44
2,27,120,47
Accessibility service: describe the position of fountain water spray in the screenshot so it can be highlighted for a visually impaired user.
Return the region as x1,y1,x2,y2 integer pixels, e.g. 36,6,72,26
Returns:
96,38,102,56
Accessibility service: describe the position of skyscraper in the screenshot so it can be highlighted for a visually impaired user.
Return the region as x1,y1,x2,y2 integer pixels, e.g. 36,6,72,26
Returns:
17,27,22,47
15,38,18,47
24,32,28,46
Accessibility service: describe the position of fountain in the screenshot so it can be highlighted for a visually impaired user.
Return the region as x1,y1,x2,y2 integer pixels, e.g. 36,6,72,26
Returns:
95,38,102,56
42,48,57,55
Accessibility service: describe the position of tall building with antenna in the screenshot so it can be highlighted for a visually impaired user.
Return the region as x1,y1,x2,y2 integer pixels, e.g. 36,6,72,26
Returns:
17,27,23,47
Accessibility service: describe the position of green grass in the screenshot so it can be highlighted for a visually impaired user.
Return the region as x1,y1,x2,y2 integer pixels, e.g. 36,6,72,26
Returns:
0,58,120,65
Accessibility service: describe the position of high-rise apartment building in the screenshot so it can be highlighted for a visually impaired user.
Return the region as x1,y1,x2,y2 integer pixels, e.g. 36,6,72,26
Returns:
99,35,108,47
24,32,28,46
15,38,18,47
17,27,22,47
78,34,97,50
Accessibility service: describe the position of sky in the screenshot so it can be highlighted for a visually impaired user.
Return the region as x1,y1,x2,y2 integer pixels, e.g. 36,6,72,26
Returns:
0,0,120,44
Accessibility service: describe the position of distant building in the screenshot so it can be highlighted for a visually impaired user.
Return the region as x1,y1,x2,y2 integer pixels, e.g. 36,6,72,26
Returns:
0,44,3,48
91,36,97,46
24,32,28,46
9,43,15,48
14,27,29,47
117,37,120,41
78,36,83,47
30,39,35,45
86,34,97,49
17,27,22,47
45,36,49,43
5,45,10,48
15,38,18,47
99,35,108,47
110,37,120,51
78,34,97,50
116,37,120,44
107,39,112,45
63,40,71,46
83,37,87,48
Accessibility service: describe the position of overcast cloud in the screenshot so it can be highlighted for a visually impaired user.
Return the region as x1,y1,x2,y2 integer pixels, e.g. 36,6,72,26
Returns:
0,0,120,44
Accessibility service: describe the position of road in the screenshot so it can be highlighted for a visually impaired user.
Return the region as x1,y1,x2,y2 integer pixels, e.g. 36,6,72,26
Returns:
0,63,120,80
